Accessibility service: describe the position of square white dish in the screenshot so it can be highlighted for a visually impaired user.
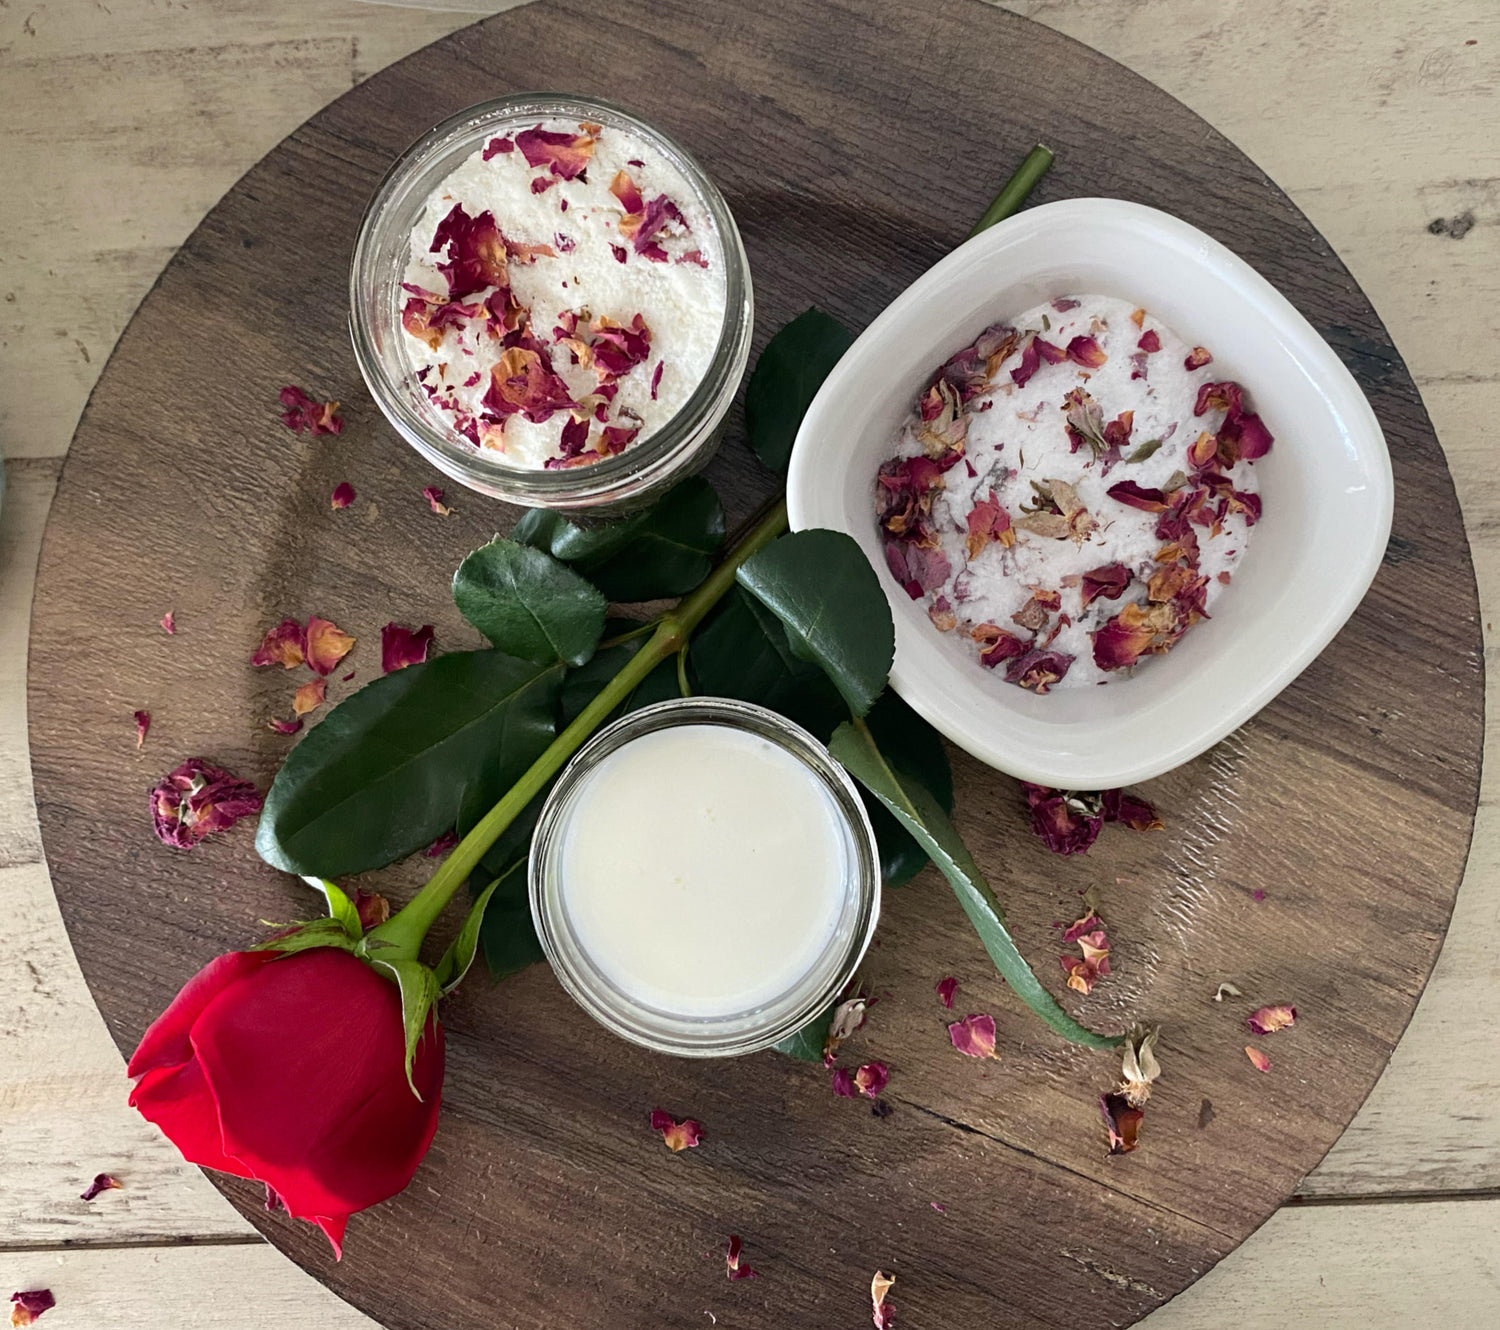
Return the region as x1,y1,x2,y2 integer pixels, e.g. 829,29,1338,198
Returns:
786,198,1393,789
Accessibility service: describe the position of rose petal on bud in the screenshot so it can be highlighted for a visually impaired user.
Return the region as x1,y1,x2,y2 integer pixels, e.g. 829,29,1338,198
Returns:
649,1110,702,1152
947,1013,999,1059
1247,1004,1297,1035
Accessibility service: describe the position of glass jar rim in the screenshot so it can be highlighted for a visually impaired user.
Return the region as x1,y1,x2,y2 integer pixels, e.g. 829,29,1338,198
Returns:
348,93,754,510
529,698,882,1057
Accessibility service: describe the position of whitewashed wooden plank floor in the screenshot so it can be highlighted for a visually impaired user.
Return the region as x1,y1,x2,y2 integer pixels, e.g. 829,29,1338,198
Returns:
1,0,1495,1323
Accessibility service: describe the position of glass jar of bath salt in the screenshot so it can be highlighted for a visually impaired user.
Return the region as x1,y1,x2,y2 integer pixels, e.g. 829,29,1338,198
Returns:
530,698,882,1057
350,94,754,514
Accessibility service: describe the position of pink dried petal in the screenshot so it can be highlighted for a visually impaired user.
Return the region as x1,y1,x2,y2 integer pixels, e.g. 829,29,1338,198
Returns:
292,677,327,717
1107,481,1168,512
1009,334,1066,387
976,627,1029,669
1101,788,1163,831
1080,563,1131,608
481,135,514,159
482,342,577,423
871,1272,896,1329
853,1061,890,1098
422,485,453,516
725,1235,759,1280
649,1109,703,1152
588,313,653,380
80,1173,123,1201
935,976,958,1008
1247,1004,1297,1035
149,758,263,849
381,622,434,674
1021,784,1102,855
964,489,1014,559
267,717,302,735
252,618,307,669
1246,1046,1272,1072
305,617,355,676
1065,334,1107,368
1136,329,1161,353
133,709,150,749
9,1291,55,1327
160,611,176,634
1100,1092,1143,1154
425,829,459,859
1062,912,1105,945
278,385,343,435
428,204,510,297
516,122,599,180
947,1013,999,1059
831,1066,859,1098
650,359,664,400
1193,380,1242,417
611,243,627,264
1005,647,1073,694
1184,346,1214,370
348,888,390,932
330,482,355,509
1051,297,1081,312
678,249,709,268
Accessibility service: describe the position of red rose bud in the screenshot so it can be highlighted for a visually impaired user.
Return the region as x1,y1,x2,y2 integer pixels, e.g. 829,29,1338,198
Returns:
127,949,443,1257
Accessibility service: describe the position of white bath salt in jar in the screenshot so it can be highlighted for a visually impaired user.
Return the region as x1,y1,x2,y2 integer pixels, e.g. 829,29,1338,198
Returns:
530,699,881,1057
351,95,754,513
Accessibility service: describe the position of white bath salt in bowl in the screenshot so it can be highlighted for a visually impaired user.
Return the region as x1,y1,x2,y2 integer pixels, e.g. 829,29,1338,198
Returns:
877,294,1268,692
787,199,1392,789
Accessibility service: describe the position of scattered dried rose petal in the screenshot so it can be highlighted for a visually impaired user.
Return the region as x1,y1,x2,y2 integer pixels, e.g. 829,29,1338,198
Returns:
725,1235,759,1280
1252,889,1266,902
292,677,327,717
428,204,509,297
1248,1004,1297,1035
650,1109,703,1152
1246,1046,1272,1072
421,484,452,515
871,1271,896,1329
251,618,307,669
516,122,600,180
149,759,262,850
8,1292,54,1327
330,481,355,509
1065,334,1107,367
267,717,302,735
1100,1091,1144,1154
351,888,390,932
1136,329,1161,353
79,1173,122,1201
1107,480,1169,512
425,829,458,859
930,1201,946,1212
160,611,176,635
1102,787,1163,831
1021,784,1102,855
831,1066,859,1098
133,709,150,749
854,1061,890,1098
381,622,435,674
1184,346,1213,370
935,976,958,1008
305,617,355,676
1061,928,1111,995
947,1013,999,1059
279,385,343,435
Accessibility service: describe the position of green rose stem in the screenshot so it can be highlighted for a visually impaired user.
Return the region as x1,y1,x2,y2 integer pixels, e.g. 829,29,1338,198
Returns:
368,499,790,961
368,142,1055,964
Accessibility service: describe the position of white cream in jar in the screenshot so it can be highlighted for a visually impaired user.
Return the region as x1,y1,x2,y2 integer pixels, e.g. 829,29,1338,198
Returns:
555,724,849,1019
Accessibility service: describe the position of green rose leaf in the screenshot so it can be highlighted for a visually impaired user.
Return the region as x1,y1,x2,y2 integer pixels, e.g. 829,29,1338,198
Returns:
688,587,847,741
736,528,894,718
860,693,954,887
512,478,724,602
372,957,442,1095
744,308,855,475
300,875,363,939
474,859,546,981
256,650,562,878
828,719,1123,1051
773,1000,835,1063
453,538,607,667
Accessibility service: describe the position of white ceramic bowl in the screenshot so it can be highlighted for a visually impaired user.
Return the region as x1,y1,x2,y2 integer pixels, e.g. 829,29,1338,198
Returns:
787,198,1393,789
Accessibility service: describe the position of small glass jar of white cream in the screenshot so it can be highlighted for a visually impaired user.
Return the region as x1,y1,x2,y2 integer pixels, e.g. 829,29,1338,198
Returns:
350,94,753,514
529,698,881,1057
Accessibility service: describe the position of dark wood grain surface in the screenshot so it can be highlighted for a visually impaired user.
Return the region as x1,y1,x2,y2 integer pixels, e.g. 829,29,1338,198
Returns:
27,0,1482,1326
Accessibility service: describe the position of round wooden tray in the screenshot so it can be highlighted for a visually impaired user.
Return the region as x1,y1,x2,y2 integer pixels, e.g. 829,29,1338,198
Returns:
29,1,1482,1326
